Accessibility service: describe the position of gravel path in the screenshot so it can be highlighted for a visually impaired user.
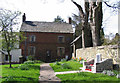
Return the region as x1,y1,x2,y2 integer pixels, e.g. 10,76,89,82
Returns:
39,63,61,83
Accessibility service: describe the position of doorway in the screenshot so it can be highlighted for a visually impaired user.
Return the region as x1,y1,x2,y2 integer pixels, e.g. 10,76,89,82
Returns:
46,50,51,62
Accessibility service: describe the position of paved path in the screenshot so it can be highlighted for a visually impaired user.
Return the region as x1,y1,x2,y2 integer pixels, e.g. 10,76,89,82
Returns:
39,63,96,83
39,63,61,83
55,70,82,75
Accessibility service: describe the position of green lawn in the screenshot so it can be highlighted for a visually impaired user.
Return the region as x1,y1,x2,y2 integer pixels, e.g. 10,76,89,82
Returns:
56,72,120,83
50,60,83,72
0,64,2,83
0,63,40,83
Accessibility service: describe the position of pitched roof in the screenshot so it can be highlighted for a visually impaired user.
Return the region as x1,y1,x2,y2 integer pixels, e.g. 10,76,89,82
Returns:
20,21,73,33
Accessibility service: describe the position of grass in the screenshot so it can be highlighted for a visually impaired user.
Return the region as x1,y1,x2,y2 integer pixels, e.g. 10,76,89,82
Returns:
56,72,120,83
50,60,83,72
0,64,2,83
0,63,40,83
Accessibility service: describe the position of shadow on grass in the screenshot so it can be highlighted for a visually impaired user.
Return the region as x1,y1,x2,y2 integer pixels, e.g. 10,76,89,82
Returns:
28,65,40,70
2,76,39,83
1,81,39,83
62,80,120,83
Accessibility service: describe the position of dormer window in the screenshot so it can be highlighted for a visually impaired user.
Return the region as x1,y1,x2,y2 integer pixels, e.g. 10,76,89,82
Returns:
30,35,36,42
58,36,65,43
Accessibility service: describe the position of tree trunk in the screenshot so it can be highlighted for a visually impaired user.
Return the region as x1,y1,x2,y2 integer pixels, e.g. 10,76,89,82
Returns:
72,1,93,48
89,1,103,46
8,51,12,68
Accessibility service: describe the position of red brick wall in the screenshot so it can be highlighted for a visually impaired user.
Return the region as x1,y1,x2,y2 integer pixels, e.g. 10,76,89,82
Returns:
20,32,73,62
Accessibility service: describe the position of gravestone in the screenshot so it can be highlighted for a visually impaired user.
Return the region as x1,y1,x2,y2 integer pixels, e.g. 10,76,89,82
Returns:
65,55,68,60
95,53,102,63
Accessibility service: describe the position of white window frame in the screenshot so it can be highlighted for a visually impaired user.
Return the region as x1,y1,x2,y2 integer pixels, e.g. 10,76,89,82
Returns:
57,47,65,56
29,35,36,42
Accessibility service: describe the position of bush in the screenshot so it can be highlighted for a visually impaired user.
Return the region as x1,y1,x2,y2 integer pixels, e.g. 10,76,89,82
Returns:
61,58,67,62
79,61,84,64
24,60,35,64
18,64,29,70
55,61,61,65
61,63,72,69
27,55,34,61
34,60,43,63
102,70,107,74
102,70,115,76
107,70,116,76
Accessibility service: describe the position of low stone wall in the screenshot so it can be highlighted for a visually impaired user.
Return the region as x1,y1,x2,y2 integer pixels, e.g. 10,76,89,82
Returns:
96,59,113,72
76,45,120,64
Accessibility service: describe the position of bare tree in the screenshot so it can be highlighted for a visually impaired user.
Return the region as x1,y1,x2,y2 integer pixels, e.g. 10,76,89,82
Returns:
71,0,119,47
89,0,103,46
71,0,92,48
0,8,24,68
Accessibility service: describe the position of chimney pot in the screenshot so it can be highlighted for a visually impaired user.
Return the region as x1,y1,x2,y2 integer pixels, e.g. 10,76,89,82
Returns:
22,13,26,22
69,17,72,24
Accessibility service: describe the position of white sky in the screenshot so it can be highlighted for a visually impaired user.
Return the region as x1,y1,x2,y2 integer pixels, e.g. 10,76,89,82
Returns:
0,0,118,35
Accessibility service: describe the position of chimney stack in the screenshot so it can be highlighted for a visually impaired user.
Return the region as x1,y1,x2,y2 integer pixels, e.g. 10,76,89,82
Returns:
69,17,72,24
22,13,26,22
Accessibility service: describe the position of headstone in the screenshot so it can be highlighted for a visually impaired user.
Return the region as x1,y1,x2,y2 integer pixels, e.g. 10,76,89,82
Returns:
65,55,68,60
95,53,102,63
116,74,120,78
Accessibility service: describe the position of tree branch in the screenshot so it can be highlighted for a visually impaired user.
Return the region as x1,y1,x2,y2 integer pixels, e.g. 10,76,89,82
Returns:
104,2,120,9
71,0,85,18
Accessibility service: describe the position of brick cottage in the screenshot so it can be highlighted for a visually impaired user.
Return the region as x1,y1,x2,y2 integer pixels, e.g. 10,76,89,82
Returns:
20,14,73,62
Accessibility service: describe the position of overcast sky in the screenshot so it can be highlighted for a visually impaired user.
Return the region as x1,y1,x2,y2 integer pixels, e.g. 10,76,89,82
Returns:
0,0,118,35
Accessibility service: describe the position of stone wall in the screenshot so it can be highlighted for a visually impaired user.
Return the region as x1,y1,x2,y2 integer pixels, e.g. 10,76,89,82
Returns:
76,45,120,64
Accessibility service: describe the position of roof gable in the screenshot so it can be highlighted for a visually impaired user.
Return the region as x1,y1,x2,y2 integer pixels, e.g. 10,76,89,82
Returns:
20,21,73,33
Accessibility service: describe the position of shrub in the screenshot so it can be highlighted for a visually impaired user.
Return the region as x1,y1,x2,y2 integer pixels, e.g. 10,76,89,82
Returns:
102,70,107,74
55,61,61,65
79,61,83,64
34,60,43,63
72,57,77,61
24,60,35,64
61,58,67,62
27,55,34,61
106,70,115,76
61,63,72,69
18,65,29,70
102,70,116,76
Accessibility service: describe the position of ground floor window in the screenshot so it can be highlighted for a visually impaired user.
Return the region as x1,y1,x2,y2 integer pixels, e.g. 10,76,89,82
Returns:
57,47,65,56
28,46,36,56
5,55,12,61
5,55,8,61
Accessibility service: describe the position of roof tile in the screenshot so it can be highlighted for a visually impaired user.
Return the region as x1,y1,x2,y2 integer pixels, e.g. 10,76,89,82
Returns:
20,21,73,33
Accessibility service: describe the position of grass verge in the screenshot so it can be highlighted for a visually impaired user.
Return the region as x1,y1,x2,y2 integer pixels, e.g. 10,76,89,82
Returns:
56,72,120,83
50,60,83,72
1,63,40,83
0,64,2,83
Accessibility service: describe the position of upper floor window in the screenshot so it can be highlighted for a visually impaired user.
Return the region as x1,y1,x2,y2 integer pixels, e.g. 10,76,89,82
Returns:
29,35,36,42
58,36,65,43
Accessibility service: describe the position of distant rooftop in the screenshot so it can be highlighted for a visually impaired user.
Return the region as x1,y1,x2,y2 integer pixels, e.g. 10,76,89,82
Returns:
20,21,73,33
